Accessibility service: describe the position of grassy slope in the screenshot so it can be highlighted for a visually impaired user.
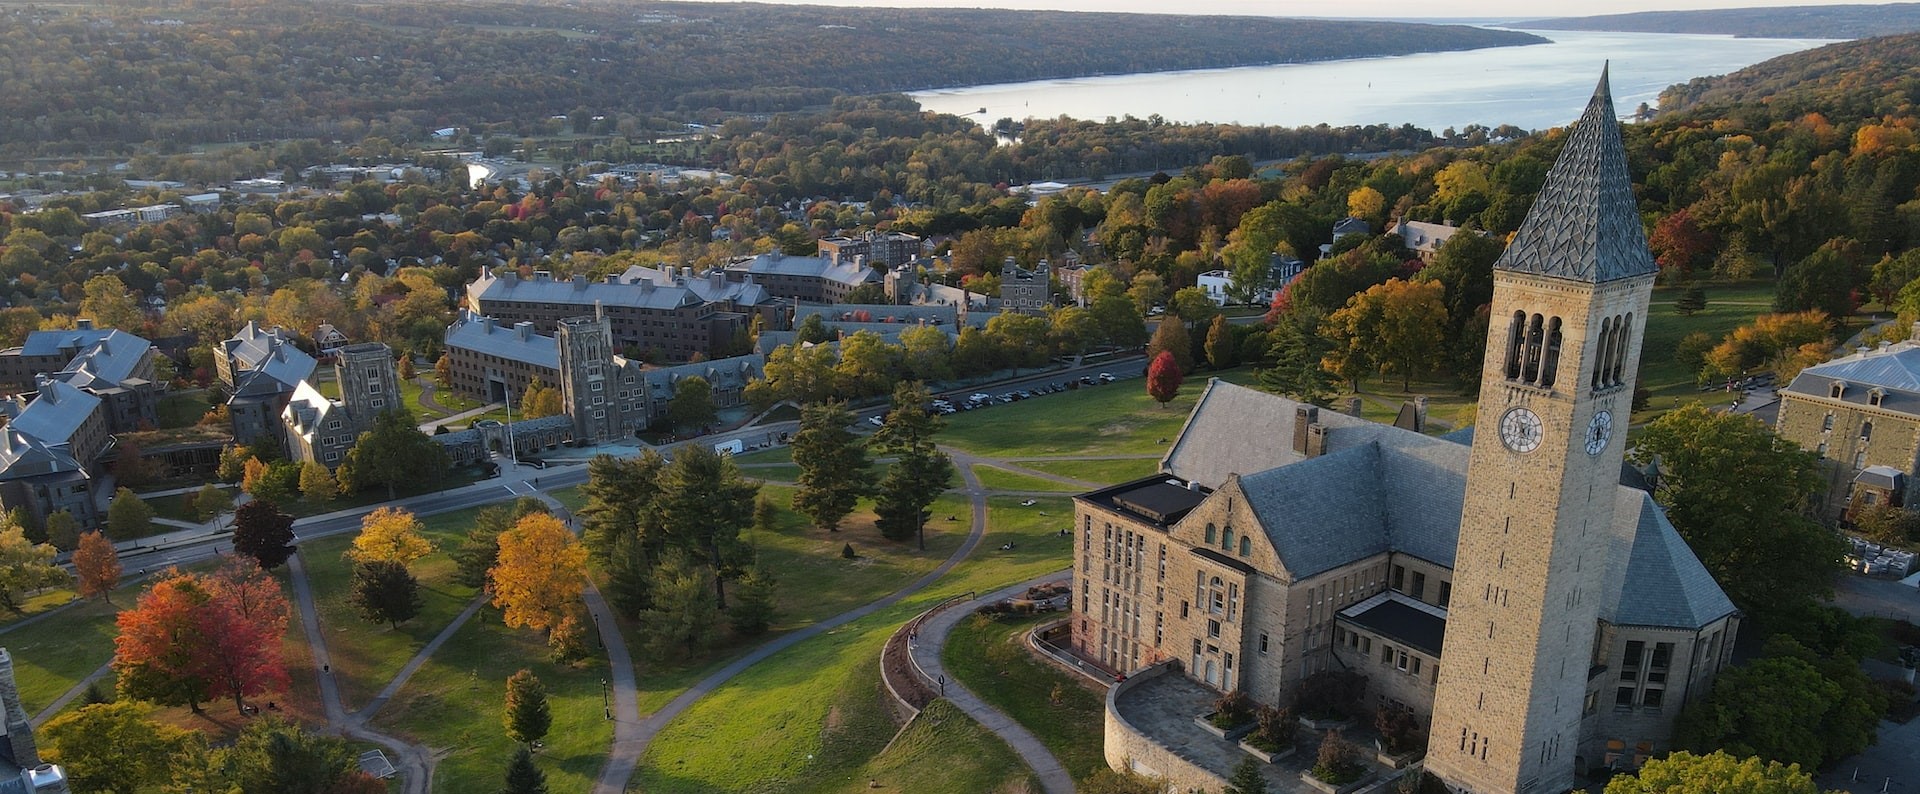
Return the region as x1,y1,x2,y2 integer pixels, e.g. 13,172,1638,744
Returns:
942,611,1106,780
1635,281,1780,422
941,383,1200,459
829,698,1038,794
3,597,120,714
1013,457,1159,486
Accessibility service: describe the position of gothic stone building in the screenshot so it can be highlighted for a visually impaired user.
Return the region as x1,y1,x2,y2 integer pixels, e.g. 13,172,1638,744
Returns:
1077,71,1738,792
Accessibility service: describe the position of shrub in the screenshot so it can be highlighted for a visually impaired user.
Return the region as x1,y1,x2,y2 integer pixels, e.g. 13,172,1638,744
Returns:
1210,689,1254,729
1312,729,1363,784
1374,706,1422,754
1244,703,1295,752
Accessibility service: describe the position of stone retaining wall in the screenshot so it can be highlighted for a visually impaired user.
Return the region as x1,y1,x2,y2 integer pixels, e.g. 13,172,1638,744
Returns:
1104,662,1228,792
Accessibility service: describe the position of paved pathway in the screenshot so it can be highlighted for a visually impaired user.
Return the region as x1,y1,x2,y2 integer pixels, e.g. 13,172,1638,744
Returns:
619,447,998,791
289,553,433,794
31,661,111,727
353,594,489,720
950,448,1102,491
907,573,1077,794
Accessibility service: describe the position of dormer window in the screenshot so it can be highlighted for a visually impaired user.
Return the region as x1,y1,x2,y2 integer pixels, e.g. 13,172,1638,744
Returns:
1831,381,1848,399
1870,389,1886,408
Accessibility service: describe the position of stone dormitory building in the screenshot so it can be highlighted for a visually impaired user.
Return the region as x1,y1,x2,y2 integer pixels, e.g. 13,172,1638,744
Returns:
1076,71,1739,793
465,267,781,363
1774,330,1920,520
0,322,163,529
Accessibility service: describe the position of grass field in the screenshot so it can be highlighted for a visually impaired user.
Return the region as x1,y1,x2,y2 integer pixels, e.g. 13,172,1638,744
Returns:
1012,457,1159,486
829,698,1037,794
156,390,214,429
941,383,1200,458
2,596,120,715
299,503,494,710
943,611,1106,780
971,464,1085,493
377,605,613,794
0,588,79,629
1636,281,1780,421
142,492,200,522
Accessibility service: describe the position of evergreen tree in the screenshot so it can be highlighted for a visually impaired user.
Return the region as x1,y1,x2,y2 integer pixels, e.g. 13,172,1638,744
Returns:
349,560,422,629
1675,284,1709,316
667,375,717,431
503,669,552,747
500,745,548,794
639,555,720,658
790,401,873,531
1226,757,1269,794
728,565,778,637
869,383,954,549
1259,310,1338,407
604,530,654,618
578,451,663,564
653,446,758,608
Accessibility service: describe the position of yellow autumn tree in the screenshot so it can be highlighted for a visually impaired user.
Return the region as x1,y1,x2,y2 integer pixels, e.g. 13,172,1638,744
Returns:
488,513,586,634
1347,186,1387,224
520,379,565,420
1322,278,1449,391
349,507,433,566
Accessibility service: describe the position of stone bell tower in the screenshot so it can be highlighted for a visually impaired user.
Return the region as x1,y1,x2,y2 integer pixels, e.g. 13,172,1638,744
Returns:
1425,66,1658,794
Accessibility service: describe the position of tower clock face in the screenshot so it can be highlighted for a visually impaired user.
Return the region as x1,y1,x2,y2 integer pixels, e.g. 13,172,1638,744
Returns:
1585,410,1614,456
1499,407,1544,454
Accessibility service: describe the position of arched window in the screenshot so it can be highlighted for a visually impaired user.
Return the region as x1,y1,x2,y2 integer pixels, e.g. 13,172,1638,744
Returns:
1205,523,1216,544
1611,313,1633,385
1539,317,1562,388
1222,527,1235,551
1239,536,1252,557
1592,317,1613,391
1870,389,1886,407
1861,421,1874,442
1209,576,1226,615
1505,311,1526,380
1831,381,1848,399
1522,314,1545,383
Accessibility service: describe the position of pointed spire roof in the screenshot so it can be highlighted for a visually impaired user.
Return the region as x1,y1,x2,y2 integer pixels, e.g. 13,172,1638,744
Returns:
1495,65,1658,284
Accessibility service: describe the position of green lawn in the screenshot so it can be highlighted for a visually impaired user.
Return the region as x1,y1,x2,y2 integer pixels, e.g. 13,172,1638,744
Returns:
376,605,613,794
156,390,214,429
298,503,494,710
827,698,1037,794
730,446,793,465
1,595,121,715
0,589,80,630
626,487,971,714
944,611,1107,780
740,463,802,483
1636,280,1781,422
142,492,200,522
971,464,1086,493
633,494,1072,791
941,382,1201,458
1013,457,1159,486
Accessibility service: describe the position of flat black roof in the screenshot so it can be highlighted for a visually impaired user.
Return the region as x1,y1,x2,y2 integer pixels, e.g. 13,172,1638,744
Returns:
1078,475,1211,528
1343,598,1447,657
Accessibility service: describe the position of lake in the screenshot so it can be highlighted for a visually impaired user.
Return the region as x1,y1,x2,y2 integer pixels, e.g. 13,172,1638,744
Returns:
911,29,1838,132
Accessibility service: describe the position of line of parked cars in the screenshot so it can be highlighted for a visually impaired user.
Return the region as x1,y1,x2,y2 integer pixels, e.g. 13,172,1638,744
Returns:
946,372,1116,413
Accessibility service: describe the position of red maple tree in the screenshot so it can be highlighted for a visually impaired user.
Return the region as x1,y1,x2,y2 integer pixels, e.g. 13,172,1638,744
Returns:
1147,350,1184,408
112,563,290,714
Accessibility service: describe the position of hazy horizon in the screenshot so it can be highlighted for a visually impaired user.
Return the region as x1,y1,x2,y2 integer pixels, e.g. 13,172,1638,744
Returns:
665,0,1909,21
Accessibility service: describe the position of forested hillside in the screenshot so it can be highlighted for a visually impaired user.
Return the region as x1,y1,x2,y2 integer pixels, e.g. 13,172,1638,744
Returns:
1524,2,1920,38
1658,32,1920,120
0,0,1540,156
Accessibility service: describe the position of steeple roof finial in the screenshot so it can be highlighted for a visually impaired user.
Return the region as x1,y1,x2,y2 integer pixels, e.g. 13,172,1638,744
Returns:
1493,64,1657,284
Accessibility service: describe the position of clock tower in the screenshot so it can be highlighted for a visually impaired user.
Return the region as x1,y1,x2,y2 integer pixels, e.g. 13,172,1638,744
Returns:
1425,67,1657,794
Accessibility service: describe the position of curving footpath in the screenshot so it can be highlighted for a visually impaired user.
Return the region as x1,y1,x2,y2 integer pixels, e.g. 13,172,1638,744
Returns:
610,453,998,792
907,573,1077,794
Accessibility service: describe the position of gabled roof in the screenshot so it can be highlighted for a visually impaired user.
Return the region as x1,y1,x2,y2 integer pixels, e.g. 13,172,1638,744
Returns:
1161,380,1388,487
640,354,765,395
0,427,83,481
224,321,316,395
1236,436,1466,580
726,252,878,287
1783,340,1920,416
619,265,774,306
8,381,100,445
443,313,560,371
282,380,340,438
1607,491,1739,628
51,330,150,389
19,326,113,358
471,269,706,312
1494,66,1658,284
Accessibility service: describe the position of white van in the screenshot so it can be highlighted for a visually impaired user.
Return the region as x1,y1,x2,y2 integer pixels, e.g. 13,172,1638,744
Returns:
713,439,744,456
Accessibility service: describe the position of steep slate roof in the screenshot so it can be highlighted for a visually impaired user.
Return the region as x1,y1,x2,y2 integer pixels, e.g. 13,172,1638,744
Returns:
0,428,82,480
282,380,340,439
18,326,113,358
471,269,705,311
727,252,878,287
1164,382,1734,631
224,322,317,396
52,331,150,390
1161,379,1388,487
1494,66,1659,284
619,265,774,306
7,380,99,444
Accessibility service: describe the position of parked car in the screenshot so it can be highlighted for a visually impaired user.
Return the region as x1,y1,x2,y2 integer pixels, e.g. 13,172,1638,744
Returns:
970,393,992,403
1098,372,1115,383
867,416,884,426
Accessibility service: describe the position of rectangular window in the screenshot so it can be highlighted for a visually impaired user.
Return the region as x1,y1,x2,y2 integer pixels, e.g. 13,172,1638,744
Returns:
1438,581,1452,607
1180,601,1189,619
1207,619,1221,639
1623,640,1644,668
1391,565,1406,591
1410,571,1427,601
1259,633,1269,654
1642,689,1664,708
1615,687,1635,707
1412,657,1422,675
1396,651,1410,672
1381,644,1394,664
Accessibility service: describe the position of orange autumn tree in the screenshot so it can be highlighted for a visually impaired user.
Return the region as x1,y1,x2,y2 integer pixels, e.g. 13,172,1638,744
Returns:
113,560,289,714
488,513,587,634
73,531,121,603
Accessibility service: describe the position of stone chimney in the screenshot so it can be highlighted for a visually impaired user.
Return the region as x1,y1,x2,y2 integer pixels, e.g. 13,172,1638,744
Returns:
1416,396,1429,429
1292,405,1319,455
1347,396,1364,416
74,319,93,331
572,274,587,289
1305,424,1329,458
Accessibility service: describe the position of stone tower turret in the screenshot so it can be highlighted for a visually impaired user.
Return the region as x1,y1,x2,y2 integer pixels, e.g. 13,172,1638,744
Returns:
334,342,399,434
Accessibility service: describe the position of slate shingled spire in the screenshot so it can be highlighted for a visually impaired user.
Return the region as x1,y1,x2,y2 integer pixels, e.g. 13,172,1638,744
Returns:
1493,65,1659,283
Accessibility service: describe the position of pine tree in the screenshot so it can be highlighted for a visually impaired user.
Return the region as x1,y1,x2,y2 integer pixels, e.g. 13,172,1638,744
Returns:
1675,284,1709,316
640,555,720,658
500,746,548,794
869,383,953,549
728,566,778,636
790,401,873,531
503,669,552,747
1226,756,1269,794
